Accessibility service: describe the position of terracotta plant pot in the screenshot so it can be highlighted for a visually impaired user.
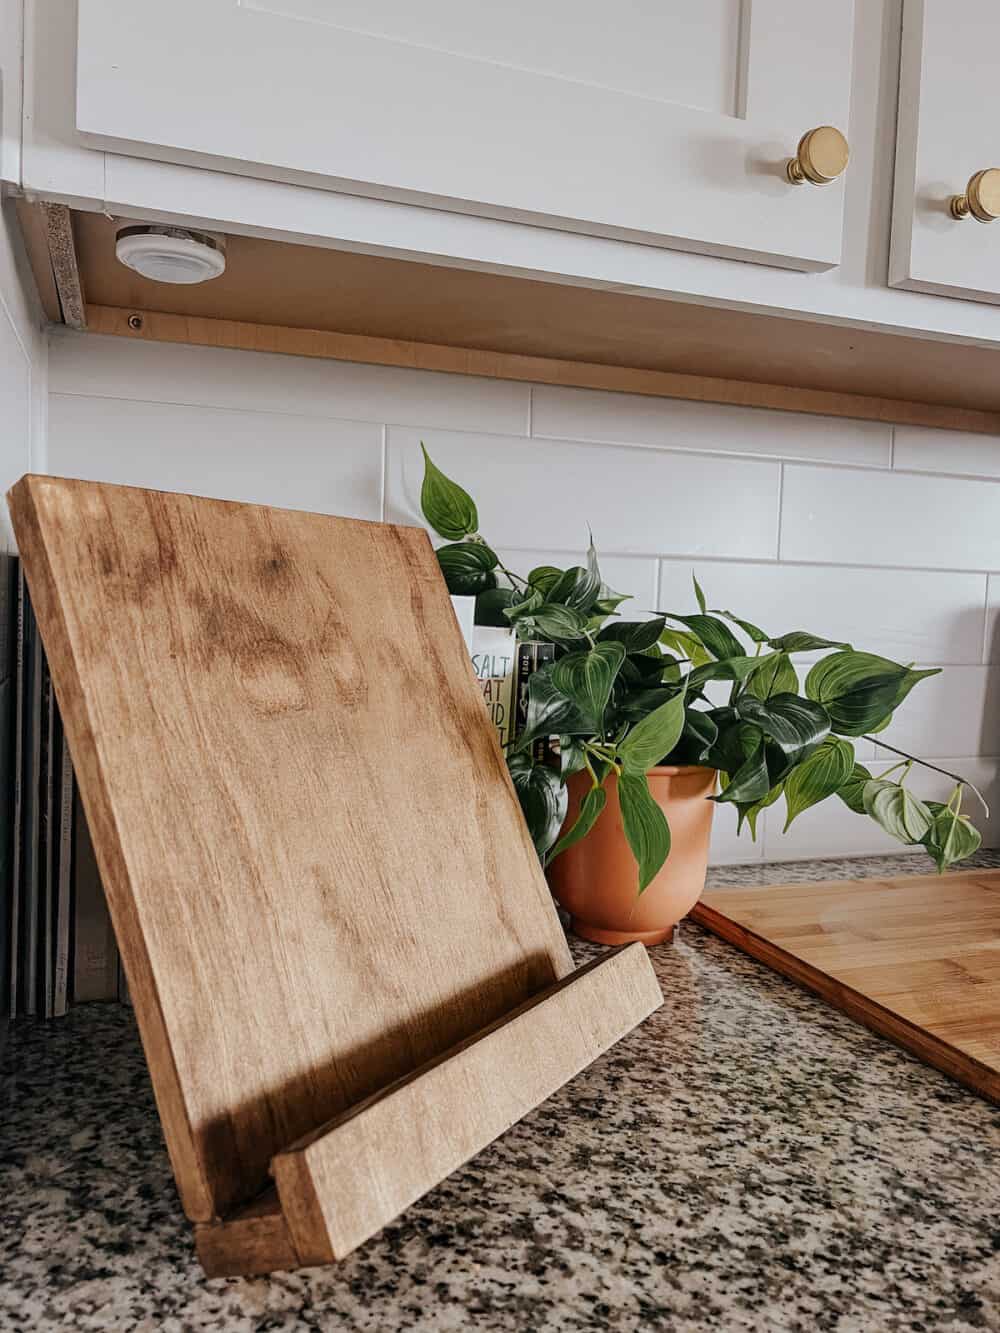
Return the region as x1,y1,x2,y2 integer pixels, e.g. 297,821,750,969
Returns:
546,766,717,946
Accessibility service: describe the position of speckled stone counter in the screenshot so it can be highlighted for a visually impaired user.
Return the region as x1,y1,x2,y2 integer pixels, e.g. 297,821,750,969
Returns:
3,852,1000,1332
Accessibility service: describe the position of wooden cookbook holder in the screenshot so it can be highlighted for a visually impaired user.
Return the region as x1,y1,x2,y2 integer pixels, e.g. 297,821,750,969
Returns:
9,475,662,1277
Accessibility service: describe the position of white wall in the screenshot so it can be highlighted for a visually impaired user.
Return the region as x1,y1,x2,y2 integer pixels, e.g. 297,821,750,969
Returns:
46,329,1000,865
0,196,46,546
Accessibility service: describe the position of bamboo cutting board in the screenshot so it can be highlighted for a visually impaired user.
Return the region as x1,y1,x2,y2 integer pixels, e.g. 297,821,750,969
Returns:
8,475,662,1275
692,870,1000,1104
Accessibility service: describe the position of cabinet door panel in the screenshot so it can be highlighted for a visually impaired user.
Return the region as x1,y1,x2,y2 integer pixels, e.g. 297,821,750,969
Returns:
891,0,1000,303
76,0,853,270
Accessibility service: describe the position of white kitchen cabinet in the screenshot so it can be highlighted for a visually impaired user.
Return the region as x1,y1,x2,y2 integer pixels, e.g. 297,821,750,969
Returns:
74,0,854,272
891,0,1000,303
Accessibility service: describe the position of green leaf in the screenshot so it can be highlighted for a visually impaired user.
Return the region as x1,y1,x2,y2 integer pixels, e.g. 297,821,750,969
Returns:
619,688,688,774
687,653,777,690
607,686,675,726
547,784,608,864
921,799,982,872
503,587,544,623
717,611,768,644
769,632,852,654
508,754,568,859
510,665,596,753
527,565,563,597
666,614,744,661
434,541,498,595
692,572,707,614
736,782,783,840
711,723,771,805
736,693,831,781
551,642,626,725
659,627,712,667
547,563,602,614
558,736,588,780
669,709,718,766
597,616,667,653
474,586,516,627
419,444,478,540
530,604,591,645
865,783,933,845
805,652,939,737
744,651,798,701
618,772,671,893
782,736,855,829
837,761,873,814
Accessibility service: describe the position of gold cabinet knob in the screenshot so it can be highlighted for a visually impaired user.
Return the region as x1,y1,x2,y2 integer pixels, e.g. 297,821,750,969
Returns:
949,169,1000,221
785,126,850,186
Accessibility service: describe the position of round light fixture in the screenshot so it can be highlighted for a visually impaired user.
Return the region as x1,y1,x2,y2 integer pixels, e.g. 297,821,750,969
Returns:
115,224,227,285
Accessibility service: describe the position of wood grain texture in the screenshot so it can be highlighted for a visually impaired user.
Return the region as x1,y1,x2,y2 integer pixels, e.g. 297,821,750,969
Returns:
272,942,662,1263
39,204,86,330
7,474,577,1224
693,870,1000,1104
83,305,1000,438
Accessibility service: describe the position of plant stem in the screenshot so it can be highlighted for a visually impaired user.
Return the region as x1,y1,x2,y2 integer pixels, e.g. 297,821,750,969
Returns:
863,736,991,818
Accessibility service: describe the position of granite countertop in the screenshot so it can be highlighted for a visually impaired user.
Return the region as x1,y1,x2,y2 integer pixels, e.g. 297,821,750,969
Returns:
3,851,1000,1332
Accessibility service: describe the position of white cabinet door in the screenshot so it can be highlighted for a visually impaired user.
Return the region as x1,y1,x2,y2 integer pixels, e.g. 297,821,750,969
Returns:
76,1,854,272
891,0,1000,303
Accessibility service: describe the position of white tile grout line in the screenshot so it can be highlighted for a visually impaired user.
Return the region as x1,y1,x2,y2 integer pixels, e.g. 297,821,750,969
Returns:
775,461,785,561
983,574,992,666
378,424,388,523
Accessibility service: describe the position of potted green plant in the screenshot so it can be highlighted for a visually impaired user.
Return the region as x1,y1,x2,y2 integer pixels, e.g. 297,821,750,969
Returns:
420,446,987,943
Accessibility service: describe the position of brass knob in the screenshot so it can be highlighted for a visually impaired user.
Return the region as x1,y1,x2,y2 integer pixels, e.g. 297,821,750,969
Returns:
785,126,850,186
949,169,1000,221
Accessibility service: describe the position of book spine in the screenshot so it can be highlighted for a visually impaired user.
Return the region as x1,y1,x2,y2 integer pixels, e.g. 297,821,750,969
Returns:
8,564,24,1018
469,626,517,750
22,594,42,1016
514,641,557,764
40,661,55,1019
53,728,74,1018
71,790,118,1003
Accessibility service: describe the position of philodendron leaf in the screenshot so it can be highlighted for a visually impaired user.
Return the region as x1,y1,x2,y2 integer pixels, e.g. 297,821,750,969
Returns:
686,654,773,689
782,736,855,829
921,798,982,872
736,782,783,840
527,565,563,597
474,586,516,626
717,611,769,644
419,444,478,540
510,665,596,753
551,641,626,725
434,541,498,595
530,604,591,645
866,783,933,845
693,572,708,614
736,693,831,780
805,651,940,737
659,626,712,667
666,614,744,661
598,616,667,653
547,563,602,614
547,784,608,864
508,754,568,859
618,772,671,893
711,723,771,805
744,651,798,701
503,587,544,624
558,736,588,779
837,761,873,814
769,632,852,654
619,688,687,774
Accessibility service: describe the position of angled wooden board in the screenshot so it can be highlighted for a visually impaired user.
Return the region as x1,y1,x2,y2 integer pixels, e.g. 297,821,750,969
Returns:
693,870,1000,1104
9,475,576,1223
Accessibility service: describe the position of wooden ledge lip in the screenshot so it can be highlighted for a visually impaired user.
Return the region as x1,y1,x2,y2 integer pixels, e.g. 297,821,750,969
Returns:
197,945,661,1274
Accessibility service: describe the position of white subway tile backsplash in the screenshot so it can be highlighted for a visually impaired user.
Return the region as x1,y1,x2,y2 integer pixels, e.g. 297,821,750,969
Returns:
657,560,987,664
48,331,531,436
532,385,892,467
48,394,384,519
894,425,1000,480
709,800,764,867
872,666,1000,760
781,464,1000,572
386,426,780,558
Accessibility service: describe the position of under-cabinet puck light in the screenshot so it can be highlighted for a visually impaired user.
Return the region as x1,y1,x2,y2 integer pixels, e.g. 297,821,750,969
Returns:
115,224,227,284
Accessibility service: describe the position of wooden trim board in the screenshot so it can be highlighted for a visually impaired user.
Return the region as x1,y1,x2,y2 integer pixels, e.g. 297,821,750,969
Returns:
84,304,1000,436
692,870,1000,1105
